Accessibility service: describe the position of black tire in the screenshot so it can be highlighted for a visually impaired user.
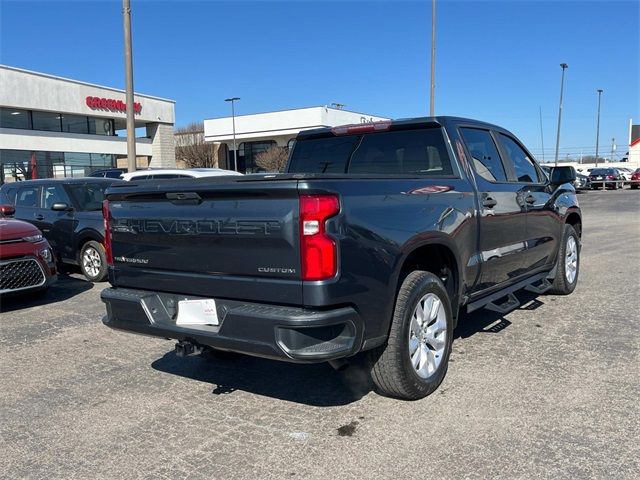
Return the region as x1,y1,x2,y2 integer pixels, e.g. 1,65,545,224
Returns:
369,271,454,400
549,224,580,295
79,240,108,282
631,185,638,190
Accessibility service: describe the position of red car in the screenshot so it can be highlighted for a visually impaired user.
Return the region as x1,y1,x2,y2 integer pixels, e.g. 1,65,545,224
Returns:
1,205,57,296
630,168,640,189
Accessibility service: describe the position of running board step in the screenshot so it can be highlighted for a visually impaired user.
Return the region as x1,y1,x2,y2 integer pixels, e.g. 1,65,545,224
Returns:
524,278,552,294
484,293,520,314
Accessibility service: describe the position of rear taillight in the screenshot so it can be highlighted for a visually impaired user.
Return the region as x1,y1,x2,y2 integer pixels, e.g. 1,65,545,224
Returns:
606,175,616,180
300,195,340,281
102,199,113,266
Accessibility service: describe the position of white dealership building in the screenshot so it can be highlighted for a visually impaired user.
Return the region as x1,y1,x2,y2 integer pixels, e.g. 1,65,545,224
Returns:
0,65,176,182
204,106,389,172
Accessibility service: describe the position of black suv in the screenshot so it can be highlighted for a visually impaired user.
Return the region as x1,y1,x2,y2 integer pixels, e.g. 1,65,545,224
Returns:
0,178,120,281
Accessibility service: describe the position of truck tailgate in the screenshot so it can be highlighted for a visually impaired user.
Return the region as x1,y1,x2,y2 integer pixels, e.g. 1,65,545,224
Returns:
105,178,303,305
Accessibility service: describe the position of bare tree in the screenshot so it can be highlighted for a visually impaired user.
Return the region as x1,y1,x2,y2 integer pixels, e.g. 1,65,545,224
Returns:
174,122,218,168
255,146,289,172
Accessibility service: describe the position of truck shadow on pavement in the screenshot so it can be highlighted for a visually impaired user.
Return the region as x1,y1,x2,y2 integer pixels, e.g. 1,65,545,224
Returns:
0,273,93,313
151,291,546,406
151,350,374,407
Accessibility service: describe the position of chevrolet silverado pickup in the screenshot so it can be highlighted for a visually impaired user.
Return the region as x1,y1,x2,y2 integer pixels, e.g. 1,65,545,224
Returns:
100,116,581,400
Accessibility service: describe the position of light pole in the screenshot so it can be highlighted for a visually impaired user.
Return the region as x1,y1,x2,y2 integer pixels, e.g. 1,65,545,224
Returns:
429,0,436,116
122,0,136,172
595,89,603,167
225,97,240,171
539,106,545,162
554,63,568,166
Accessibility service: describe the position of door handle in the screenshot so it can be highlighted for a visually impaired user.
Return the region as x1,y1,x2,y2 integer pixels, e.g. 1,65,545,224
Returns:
34,214,44,221
482,197,497,208
525,194,536,204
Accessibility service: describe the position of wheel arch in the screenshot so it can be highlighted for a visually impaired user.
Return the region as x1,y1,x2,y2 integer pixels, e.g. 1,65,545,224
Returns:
394,237,462,326
74,229,104,262
565,210,582,238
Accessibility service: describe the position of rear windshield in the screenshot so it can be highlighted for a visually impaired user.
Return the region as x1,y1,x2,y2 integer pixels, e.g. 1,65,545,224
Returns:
589,168,614,175
288,128,456,176
67,183,111,211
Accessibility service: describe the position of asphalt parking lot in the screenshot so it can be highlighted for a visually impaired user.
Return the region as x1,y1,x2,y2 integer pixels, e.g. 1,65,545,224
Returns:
1,189,638,479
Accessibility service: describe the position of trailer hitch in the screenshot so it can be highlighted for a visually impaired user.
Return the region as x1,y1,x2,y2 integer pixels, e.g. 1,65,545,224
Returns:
175,340,204,357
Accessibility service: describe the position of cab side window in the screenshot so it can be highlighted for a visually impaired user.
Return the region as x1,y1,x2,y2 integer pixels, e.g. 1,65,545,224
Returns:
498,134,542,183
16,186,40,207
459,128,507,182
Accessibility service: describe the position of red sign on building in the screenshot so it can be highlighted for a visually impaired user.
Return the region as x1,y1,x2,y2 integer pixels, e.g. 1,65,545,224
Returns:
86,96,142,114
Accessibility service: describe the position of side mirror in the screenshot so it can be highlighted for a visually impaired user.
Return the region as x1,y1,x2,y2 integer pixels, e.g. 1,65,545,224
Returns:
51,202,72,211
550,166,576,185
0,204,16,217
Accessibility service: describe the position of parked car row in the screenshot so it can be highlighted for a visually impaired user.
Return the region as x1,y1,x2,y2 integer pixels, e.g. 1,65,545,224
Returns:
541,165,591,191
544,166,640,190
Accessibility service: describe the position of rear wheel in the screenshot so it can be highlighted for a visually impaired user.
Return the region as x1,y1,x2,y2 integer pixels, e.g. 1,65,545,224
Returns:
369,271,453,400
549,224,580,295
79,240,107,282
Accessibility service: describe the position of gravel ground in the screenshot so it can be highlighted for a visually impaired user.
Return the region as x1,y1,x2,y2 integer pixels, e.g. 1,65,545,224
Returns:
1,189,638,480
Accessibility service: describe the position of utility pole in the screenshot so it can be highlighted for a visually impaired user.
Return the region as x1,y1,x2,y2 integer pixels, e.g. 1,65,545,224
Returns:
429,0,436,116
539,106,545,162
610,138,615,162
122,0,136,172
225,97,240,171
554,63,568,166
595,89,603,168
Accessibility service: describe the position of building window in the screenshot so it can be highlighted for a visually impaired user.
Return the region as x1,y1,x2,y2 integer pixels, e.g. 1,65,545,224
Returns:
1,107,115,137
239,140,276,173
61,114,89,134
1,149,116,182
32,111,62,132
0,107,32,129
88,117,114,136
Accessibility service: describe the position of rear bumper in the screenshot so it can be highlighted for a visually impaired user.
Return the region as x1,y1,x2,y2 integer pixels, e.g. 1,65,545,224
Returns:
101,287,364,363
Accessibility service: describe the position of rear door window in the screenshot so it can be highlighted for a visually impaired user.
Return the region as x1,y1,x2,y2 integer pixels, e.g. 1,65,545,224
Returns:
459,128,507,182
16,186,40,207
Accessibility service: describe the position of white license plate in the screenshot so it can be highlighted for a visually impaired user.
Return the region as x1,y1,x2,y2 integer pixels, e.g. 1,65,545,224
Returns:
176,299,219,326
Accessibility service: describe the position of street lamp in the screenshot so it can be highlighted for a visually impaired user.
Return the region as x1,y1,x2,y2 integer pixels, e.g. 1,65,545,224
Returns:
225,97,240,171
595,89,603,167
554,63,568,166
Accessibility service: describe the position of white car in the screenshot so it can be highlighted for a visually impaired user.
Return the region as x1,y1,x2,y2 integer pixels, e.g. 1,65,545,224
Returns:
617,167,633,182
120,168,242,181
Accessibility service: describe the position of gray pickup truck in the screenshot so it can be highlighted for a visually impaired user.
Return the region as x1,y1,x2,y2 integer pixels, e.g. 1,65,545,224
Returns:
101,116,581,400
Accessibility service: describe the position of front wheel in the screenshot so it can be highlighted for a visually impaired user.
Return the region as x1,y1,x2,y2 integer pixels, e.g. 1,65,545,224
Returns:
549,224,580,295
369,271,453,400
79,240,108,282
